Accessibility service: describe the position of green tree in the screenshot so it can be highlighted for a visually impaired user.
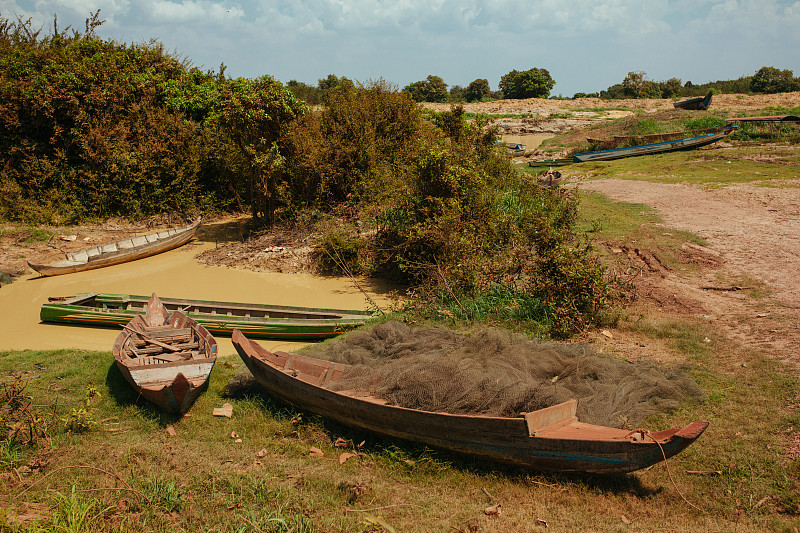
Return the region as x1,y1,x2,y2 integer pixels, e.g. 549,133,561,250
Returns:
750,66,799,94
621,71,662,99
498,68,555,99
403,75,448,102
659,77,682,98
215,76,305,224
465,78,490,102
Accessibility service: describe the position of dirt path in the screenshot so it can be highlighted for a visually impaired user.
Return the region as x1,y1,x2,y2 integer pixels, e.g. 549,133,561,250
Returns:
575,178,800,370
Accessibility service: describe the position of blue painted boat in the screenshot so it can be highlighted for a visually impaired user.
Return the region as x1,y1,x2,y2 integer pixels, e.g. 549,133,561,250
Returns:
573,125,737,163
674,91,713,111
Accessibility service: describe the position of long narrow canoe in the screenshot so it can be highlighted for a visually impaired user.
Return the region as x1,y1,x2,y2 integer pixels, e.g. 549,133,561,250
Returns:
673,91,713,111
232,330,709,474
41,293,376,340
113,293,217,413
27,217,201,277
573,125,737,163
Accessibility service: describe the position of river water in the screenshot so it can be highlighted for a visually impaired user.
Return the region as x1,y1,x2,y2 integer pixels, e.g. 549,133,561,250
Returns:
0,237,392,357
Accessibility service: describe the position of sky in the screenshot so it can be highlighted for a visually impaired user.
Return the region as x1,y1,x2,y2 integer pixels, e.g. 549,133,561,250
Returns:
1,0,799,97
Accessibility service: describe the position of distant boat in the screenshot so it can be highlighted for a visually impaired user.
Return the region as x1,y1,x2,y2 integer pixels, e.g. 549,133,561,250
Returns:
528,158,573,167
673,91,713,111
232,329,709,474
496,142,527,156
572,125,737,163
41,292,376,340
27,218,201,277
113,293,217,413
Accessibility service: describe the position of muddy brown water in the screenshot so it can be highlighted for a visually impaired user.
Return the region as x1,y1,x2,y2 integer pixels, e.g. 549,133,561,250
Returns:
498,134,552,149
0,242,392,357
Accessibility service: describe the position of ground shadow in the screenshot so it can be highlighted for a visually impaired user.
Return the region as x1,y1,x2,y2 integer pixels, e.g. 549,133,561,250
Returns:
105,362,182,426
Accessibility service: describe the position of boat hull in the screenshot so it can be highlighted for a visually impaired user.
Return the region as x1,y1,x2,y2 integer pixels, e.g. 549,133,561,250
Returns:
573,125,736,163
113,294,218,414
41,293,375,340
27,218,201,277
232,330,708,474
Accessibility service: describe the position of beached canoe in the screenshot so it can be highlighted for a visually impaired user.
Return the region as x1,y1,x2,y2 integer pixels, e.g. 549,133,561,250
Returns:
496,142,527,156
232,329,709,474
41,293,376,340
673,91,713,111
113,293,217,413
572,125,736,163
27,217,201,277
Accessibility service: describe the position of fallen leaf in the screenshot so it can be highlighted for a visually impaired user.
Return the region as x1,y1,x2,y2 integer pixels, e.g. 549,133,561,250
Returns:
234,438,242,443
309,446,324,458
254,460,262,466
256,448,268,458
600,329,613,339
484,503,501,516
334,437,349,447
227,503,242,510
754,496,771,508
230,431,239,439
213,403,233,418
165,426,176,437
59,235,77,241
536,518,549,528
339,452,356,464
357,440,365,449
621,515,631,524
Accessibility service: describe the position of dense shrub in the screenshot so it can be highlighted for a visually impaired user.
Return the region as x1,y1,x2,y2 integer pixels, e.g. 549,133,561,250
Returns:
0,13,302,223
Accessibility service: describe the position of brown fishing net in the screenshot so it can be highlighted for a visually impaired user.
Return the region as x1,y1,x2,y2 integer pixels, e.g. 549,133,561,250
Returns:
303,321,704,428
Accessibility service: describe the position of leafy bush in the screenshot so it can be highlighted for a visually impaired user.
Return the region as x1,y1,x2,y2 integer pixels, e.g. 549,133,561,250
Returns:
499,68,555,99
0,13,302,223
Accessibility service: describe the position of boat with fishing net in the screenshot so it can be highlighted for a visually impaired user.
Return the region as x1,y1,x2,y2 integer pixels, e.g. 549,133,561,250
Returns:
232,324,708,474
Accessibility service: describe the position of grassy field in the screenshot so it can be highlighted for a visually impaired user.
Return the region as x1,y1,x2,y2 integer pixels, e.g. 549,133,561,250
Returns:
0,341,798,532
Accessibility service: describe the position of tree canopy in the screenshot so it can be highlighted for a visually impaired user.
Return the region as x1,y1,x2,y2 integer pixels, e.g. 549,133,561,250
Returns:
499,68,555,99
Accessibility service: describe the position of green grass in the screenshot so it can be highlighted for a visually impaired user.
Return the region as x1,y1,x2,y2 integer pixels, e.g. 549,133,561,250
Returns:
570,144,800,187
0,334,799,532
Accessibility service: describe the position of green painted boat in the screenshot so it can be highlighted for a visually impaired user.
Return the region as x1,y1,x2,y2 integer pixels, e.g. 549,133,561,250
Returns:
41,293,377,340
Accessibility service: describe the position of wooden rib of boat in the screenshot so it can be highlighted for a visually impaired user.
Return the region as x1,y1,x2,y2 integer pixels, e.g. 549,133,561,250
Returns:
572,125,737,163
113,293,217,413
27,217,201,277
673,91,713,111
232,329,709,474
41,292,376,340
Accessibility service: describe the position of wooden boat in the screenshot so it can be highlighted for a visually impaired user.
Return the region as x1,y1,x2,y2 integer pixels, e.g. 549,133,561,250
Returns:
673,91,713,111
113,293,217,413
587,127,720,151
572,125,737,163
41,292,376,340
27,217,201,277
232,330,709,474
528,158,573,167
496,142,527,156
